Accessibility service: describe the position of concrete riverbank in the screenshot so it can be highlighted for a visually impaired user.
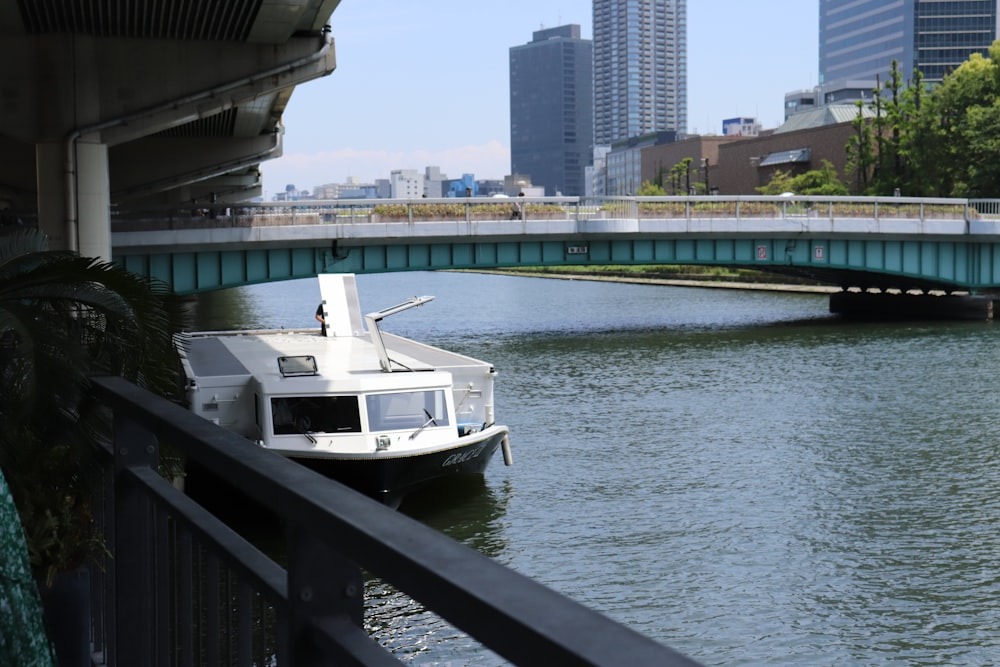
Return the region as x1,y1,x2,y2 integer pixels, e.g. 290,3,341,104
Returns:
470,269,841,294
471,270,996,320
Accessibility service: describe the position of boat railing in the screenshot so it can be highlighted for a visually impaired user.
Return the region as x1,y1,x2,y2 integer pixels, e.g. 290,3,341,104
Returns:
88,375,703,666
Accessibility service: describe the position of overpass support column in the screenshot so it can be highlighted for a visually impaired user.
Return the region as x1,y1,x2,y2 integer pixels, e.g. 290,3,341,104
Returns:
36,136,111,261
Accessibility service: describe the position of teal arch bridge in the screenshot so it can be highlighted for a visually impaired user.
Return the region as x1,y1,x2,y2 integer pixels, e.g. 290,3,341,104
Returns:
112,196,1000,300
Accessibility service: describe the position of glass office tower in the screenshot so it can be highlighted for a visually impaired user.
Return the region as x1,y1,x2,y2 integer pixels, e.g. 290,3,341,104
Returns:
915,0,999,82
509,25,593,196
820,0,999,88
593,0,687,145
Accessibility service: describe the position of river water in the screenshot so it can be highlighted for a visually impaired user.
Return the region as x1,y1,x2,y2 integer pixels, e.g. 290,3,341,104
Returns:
188,272,1000,666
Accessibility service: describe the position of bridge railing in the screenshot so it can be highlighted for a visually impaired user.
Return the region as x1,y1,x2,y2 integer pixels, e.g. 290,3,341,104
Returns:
88,375,703,667
111,195,984,231
632,195,972,222
970,199,1000,219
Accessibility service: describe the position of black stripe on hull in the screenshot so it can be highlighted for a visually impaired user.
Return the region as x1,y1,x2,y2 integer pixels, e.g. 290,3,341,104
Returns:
291,430,507,508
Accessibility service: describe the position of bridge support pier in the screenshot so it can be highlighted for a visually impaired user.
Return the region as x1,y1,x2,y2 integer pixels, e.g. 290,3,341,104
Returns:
36,137,111,260
830,291,995,321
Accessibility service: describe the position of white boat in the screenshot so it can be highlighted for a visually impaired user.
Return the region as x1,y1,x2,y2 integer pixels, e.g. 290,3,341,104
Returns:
178,274,511,507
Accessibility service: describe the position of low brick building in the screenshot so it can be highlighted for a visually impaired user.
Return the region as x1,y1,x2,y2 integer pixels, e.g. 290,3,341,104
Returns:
639,105,875,195
640,135,744,194
715,121,857,194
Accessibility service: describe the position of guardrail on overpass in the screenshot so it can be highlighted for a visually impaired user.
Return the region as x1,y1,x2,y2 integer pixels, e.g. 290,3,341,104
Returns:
110,196,1000,294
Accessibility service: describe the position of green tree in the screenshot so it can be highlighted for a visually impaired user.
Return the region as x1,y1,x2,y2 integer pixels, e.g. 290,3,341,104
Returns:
873,61,907,194
848,41,1000,197
636,180,666,196
757,161,848,196
898,68,931,196
0,227,185,584
961,99,1000,196
755,169,796,195
917,43,1000,196
846,99,876,193
679,157,693,194
667,162,685,194
792,160,850,195
849,60,920,195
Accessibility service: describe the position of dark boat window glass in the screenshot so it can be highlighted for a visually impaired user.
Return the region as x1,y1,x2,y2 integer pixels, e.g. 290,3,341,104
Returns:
366,390,451,431
271,396,361,435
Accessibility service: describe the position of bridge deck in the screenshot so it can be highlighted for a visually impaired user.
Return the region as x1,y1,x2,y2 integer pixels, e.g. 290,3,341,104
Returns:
110,196,1000,294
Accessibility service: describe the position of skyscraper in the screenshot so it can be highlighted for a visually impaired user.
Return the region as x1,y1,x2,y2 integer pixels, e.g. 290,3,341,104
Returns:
509,24,593,196
819,0,999,90
592,0,687,146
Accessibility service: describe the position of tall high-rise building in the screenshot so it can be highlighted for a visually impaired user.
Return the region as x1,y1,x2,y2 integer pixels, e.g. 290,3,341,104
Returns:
509,24,593,196
819,0,999,90
592,0,687,146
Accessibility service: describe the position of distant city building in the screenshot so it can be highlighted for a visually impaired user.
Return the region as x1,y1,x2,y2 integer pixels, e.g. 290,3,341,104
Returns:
819,0,999,91
504,174,533,196
717,118,866,194
640,134,741,195
606,130,677,195
477,179,505,197
784,89,818,120
272,185,312,201
389,169,423,198
338,184,378,199
424,166,447,198
775,103,878,135
509,24,593,196
446,174,478,197
721,117,760,137
593,0,687,145
313,176,377,199
586,145,611,197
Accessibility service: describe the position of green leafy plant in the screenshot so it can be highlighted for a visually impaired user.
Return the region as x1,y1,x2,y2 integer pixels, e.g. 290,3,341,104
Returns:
0,227,185,585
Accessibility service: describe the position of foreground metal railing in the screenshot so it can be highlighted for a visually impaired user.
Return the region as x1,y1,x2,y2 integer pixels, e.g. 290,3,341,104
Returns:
88,376,702,666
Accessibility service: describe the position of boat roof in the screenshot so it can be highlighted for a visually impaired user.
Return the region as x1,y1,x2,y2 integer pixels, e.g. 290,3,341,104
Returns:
180,273,493,396
182,330,452,395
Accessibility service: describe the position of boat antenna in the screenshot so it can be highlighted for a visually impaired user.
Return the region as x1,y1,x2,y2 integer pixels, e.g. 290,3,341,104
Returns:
365,296,435,372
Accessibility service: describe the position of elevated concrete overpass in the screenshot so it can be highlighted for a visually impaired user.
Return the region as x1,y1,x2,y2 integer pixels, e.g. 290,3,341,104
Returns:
0,0,340,259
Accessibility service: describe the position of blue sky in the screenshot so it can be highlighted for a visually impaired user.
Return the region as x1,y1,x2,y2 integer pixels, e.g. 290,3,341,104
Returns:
260,1,818,194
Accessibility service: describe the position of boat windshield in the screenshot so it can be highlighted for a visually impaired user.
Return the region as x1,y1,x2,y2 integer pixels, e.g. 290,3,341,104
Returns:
271,396,361,435
366,390,451,431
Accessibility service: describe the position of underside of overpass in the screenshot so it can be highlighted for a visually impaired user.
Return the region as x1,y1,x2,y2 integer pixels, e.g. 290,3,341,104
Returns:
0,0,341,259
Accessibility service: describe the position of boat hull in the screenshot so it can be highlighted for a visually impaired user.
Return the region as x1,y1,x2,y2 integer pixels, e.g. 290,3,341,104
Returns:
288,426,508,508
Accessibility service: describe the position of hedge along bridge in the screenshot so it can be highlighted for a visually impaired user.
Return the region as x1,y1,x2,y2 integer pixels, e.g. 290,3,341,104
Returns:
111,196,1000,317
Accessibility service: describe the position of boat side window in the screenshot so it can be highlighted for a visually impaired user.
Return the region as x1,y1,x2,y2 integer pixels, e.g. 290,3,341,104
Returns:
271,396,361,435
366,390,451,431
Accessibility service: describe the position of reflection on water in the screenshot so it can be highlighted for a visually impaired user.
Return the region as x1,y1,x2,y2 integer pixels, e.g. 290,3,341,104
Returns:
193,272,1000,666
365,478,512,665
400,476,512,558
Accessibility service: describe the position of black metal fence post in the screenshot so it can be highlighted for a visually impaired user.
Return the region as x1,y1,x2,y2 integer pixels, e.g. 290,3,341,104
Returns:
287,526,366,665
112,412,161,666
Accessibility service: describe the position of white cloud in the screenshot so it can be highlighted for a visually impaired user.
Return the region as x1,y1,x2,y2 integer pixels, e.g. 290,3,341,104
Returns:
260,141,511,194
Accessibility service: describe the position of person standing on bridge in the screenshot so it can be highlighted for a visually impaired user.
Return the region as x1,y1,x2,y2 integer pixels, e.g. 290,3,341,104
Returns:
315,303,326,336
510,191,525,220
